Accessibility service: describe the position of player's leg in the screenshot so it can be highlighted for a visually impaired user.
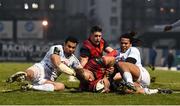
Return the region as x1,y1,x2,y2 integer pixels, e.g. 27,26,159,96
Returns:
24,69,34,81
138,67,150,87
22,80,65,91
53,82,65,91
20,63,55,92
23,67,65,92
134,82,170,95
6,71,27,83
113,72,122,81
117,62,140,84
108,72,123,92
124,82,171,95
34,80,64,91
122,82,158,94
6,65,35,83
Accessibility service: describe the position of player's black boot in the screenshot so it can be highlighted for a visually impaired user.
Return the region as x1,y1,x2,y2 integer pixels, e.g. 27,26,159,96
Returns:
6,71,26,83
158,88,173,94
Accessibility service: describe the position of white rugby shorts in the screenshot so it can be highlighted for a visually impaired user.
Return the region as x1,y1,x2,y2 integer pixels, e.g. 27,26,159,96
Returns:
137,67,150,87
27,63,47,85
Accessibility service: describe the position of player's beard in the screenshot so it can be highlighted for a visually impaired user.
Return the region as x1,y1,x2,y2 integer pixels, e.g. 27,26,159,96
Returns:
64,51,72,57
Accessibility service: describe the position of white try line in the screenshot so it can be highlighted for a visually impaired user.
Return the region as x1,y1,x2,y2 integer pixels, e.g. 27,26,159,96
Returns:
154,82,180,85
0,89,15,93
173,91,180,94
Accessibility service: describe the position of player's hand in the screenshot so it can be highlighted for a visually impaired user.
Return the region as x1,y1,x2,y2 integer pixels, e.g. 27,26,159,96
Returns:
83,69,95,81
164,25,172,32
101,87,110,93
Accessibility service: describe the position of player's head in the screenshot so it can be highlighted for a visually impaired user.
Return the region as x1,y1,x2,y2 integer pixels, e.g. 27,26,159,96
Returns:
119,32,134,53
64,36,79,55
89,25,102,46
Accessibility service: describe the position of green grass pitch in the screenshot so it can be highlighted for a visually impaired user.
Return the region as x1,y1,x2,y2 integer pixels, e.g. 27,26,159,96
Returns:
0,62,180,105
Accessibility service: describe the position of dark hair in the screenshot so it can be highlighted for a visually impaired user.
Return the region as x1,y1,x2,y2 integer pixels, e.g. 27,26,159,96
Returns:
119,32,135,43
119,31,142,46
90,25,102,33
65,36,79,44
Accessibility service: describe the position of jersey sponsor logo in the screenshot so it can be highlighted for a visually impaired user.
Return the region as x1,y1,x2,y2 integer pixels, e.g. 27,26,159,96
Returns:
53,47,60,55
51,71,58,81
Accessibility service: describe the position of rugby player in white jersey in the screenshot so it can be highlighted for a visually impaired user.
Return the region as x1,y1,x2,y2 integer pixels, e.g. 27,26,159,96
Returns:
6,36,83,92
107,32,170,94
116,33,151,94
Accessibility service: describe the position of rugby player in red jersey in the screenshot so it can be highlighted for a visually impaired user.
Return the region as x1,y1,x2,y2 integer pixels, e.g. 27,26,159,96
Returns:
79,26,113,92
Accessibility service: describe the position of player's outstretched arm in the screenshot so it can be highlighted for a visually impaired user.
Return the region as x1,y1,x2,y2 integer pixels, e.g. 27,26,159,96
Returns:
51,54,76,76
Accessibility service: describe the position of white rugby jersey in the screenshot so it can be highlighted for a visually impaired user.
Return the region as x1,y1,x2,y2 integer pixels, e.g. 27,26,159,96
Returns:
116,47,142,67
40,45,82,81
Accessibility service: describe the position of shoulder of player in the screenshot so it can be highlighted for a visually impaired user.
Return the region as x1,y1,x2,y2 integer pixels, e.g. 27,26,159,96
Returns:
50,45,63,50
129,47,140,54
129,47,139,51
50,44,63,48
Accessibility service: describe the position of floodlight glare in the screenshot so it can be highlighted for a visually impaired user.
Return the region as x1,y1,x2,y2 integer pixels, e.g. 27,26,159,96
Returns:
32,3,38,9
42,20,48,26
49,4,55,9
24,3,29,10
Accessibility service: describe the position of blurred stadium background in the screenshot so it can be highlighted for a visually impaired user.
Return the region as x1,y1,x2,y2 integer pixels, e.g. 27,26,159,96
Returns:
0,0,180,70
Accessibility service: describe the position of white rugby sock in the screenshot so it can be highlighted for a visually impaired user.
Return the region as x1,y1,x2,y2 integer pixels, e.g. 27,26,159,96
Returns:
32,84,54,92
123,71,133,84
144,88,158,95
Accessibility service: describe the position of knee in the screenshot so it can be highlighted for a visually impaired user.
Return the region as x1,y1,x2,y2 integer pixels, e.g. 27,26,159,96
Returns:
113,73,122,81
54,83,65,91
25,69,34,81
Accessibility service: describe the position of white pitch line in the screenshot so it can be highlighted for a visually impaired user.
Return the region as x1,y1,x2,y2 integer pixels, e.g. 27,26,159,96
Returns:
0,89,14,93
172,91,180,94
154,82,180,84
